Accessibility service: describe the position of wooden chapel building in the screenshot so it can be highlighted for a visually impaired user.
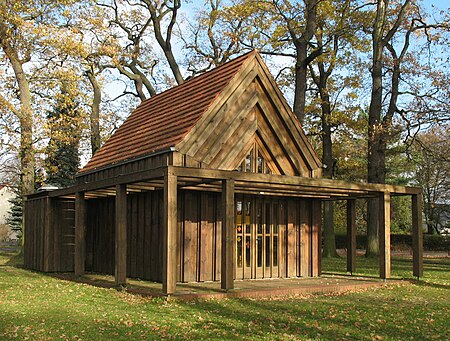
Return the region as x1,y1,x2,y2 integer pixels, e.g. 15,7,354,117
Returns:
24,51,423,294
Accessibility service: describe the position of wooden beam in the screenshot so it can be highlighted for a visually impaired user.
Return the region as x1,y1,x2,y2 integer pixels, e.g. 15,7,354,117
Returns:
49,167,165,198
115,184,127,286
412,193,423,278
42,164,420,201
163,171,178,295
346,199,356,274
378,192,391,279
221,179,235,290
74,192,86,276
170,166,421,196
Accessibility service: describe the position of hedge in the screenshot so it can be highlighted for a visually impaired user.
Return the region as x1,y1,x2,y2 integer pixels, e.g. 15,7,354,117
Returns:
334,234,449,252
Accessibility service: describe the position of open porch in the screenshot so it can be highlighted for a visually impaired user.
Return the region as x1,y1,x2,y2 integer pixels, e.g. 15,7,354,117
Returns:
24,165,423,295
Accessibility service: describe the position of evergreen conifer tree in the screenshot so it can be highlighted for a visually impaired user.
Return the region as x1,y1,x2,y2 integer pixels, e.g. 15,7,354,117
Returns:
45,85,81,188
6,194,22,238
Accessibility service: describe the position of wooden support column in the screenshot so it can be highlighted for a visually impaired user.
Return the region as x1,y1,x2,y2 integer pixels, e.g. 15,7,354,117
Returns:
412,194,423,278
378,192,391,279
163,172,177,295
221,179,235,290
115,184,127,286
74,192,86,276
346,199,356,274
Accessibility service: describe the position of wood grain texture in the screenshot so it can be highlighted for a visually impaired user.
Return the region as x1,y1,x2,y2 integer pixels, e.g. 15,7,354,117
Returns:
412,194,423,278
311,199,322,277
221,179,235,290
115,184,127,286
163,173,178,294
299,200,310,277
74,192,86,276
378,192,391,279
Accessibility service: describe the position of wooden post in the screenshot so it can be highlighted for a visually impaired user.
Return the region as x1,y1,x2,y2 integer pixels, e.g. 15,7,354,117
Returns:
412,193,423,278
163,172,177,295
115,184,127,286
346,199,356,274
378,192,391,279
221,179,235,290
74,192,86,276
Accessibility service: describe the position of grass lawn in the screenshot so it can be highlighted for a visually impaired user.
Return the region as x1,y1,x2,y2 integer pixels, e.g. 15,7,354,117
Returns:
0,250,449,340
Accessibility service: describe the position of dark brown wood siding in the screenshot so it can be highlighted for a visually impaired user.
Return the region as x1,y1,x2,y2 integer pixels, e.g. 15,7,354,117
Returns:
76,152,172,185
25,191,320,282
85,191,164,282
24,197,75,272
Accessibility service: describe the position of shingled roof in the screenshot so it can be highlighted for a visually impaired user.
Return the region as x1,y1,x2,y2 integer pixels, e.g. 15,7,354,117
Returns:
80,51,254,173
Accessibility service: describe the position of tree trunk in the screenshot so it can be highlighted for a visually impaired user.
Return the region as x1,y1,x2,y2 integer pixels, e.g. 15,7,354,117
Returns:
293,45,308,124
86,70,101,155
0,35,34,196
292,0,317,124
1,22,35,250
366,0,386,257
321,90,338,257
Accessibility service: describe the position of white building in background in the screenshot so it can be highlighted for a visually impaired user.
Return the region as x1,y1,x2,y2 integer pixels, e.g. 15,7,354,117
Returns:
0,184,13,224
0,184,14,241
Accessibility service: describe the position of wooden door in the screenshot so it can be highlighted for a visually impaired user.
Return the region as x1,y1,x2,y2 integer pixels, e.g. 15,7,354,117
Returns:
236,196,285,280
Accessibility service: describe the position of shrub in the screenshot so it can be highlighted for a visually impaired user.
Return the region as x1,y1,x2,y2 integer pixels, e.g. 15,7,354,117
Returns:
334,233,450,252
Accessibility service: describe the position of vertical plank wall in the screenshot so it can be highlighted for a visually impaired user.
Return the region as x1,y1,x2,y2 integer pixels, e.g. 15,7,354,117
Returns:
25,192,321,281
24,197,75,272
85,192,164,282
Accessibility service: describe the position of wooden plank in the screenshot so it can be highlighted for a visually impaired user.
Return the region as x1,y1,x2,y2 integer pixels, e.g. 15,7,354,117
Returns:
278,201,287,277
170,166,421,196
346,199,357,274
221,179,235,290
250,55,322,170
115,184,127,286
311,199,321,277
53,200,62,272
50,167,166,198
65,200,76,271
143,192,152,280
255,110,297,175
129,194,138,278
163,172,178,294
286,200,297,277
177,61,258,154
43,198,53,271
150,191,160,281
299,200,310,277
137,193,145,278
208,108,258,170
197,84,258,165
255,92,308,176
215,195,222,281
183,192,199,282
177,193,183,282
378,192,391,279
200,193,214,281
37,199,43,270
74,192,86,276
412,194,423,278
